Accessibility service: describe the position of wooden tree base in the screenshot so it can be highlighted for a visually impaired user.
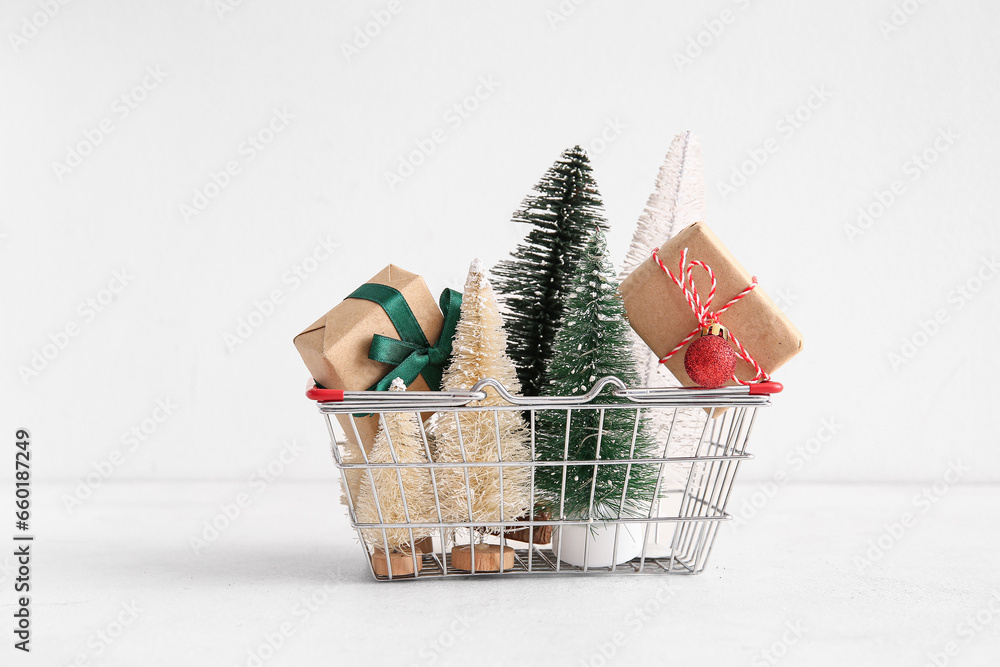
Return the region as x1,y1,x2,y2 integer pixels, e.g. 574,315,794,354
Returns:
451,544,515,572
503,511,553,545
371,548,423,577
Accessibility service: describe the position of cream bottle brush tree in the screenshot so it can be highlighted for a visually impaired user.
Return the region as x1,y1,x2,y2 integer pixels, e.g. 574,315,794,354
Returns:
353,378,437,553
429,259,532,532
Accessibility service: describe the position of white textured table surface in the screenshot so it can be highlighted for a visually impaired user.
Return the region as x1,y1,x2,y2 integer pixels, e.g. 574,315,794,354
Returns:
11,481,1000,666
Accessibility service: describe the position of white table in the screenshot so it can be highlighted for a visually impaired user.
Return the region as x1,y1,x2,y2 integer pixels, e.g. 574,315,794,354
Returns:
21,481,1000,666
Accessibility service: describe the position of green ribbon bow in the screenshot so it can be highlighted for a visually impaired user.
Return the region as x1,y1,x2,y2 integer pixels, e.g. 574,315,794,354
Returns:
347,284,462,392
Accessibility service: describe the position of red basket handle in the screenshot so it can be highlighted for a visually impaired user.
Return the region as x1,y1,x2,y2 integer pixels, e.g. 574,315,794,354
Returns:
748,381,783,395
306,387,345,402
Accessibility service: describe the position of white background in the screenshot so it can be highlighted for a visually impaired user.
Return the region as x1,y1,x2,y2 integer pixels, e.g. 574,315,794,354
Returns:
2,0,998,484
1,1,999,665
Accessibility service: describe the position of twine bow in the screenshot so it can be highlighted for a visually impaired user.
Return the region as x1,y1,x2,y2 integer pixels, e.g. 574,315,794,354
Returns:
652,247,769,384
346,284,462,392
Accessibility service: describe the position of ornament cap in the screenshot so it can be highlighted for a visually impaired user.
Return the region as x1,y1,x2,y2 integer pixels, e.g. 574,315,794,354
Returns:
701,322,730,341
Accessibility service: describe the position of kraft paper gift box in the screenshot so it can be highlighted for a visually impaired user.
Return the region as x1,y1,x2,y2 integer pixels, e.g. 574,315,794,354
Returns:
294,264,446,459
619,222,803,390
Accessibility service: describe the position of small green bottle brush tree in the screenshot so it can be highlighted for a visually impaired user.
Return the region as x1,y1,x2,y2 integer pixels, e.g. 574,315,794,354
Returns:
532,227,659,521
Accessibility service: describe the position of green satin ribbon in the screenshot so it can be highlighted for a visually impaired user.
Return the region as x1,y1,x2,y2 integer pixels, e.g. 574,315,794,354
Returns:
347,284,462,392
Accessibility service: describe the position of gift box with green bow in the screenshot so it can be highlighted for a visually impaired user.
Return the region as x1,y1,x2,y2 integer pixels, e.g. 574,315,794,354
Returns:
293,264,461,455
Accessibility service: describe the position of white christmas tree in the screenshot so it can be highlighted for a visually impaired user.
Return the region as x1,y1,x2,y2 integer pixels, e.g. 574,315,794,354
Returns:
619,131,708,496
354,378,437,552
620,131,705,277
430,259,532,531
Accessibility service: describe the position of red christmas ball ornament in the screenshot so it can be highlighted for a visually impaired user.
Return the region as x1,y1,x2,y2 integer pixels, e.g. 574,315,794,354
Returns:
684,324,737,389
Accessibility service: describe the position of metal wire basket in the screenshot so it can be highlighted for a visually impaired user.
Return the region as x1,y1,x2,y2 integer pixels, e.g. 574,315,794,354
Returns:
307,377,782,581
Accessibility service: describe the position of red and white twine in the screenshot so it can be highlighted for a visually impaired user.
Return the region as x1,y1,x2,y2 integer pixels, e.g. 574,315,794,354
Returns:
652,247,769,385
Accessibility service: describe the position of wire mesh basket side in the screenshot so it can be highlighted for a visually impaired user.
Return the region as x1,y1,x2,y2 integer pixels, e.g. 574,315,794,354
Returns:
322,396,761,580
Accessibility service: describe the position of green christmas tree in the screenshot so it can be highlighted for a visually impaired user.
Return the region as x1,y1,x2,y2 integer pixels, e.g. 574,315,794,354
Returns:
493,146,609,397
534,228,659,521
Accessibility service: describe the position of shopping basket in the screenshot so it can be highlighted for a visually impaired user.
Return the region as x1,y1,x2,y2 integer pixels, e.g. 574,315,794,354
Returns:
307,376,782,581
